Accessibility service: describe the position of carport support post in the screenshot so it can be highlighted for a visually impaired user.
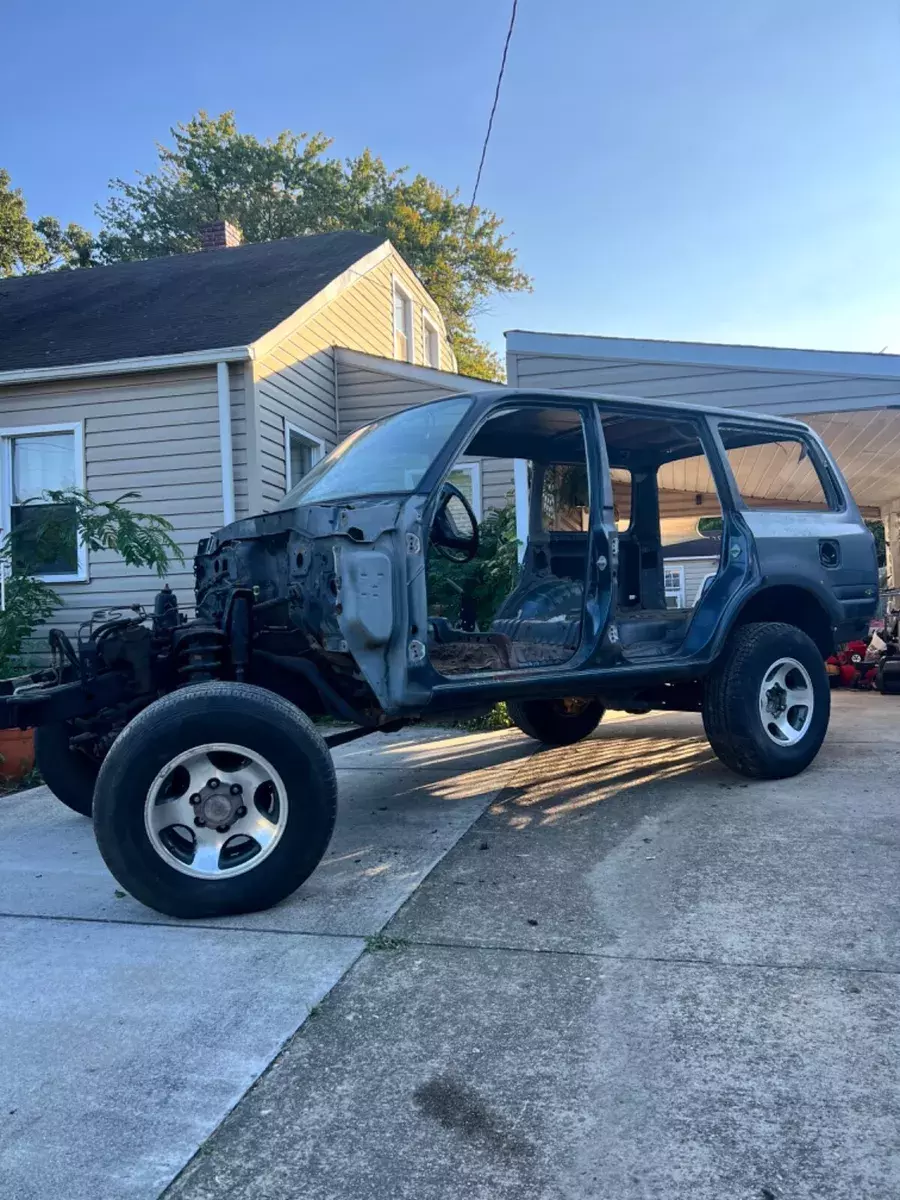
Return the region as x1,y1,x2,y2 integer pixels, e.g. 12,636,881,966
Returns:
882,502,900,590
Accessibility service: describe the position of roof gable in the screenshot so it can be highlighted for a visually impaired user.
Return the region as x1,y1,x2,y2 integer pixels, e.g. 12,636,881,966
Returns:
0,232,386,373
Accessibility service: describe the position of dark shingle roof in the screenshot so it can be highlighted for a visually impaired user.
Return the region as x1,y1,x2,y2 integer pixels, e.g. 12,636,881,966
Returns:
0,231,385,373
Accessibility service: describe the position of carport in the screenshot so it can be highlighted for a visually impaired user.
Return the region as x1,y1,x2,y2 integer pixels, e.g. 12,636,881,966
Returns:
507,332,900,578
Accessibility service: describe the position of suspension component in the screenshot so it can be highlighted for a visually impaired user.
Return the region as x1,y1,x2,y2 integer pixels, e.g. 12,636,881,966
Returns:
174,623,226,683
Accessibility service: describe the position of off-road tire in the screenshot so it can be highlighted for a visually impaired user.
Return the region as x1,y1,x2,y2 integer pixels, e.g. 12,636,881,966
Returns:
34,723,101,817
703,621,829,780
93,682,337,918
507,697,605,746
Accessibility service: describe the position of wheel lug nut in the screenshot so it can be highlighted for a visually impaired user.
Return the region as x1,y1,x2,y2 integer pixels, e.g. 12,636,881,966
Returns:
230,784,242,795
207,778,220,789
194,817,205,827
216,824,229,833
189,794,201,806
236,806,247,818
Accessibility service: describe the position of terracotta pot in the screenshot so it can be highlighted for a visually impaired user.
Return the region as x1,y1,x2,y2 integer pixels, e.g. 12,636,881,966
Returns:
0,727,35,782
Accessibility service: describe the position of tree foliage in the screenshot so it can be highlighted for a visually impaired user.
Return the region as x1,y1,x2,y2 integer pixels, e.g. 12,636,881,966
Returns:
95,112,530,379
0,490,184,675
0,169,95,276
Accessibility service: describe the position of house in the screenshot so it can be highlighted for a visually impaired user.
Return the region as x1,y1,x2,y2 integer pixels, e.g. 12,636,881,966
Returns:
0,222,501,630
661,536,722,608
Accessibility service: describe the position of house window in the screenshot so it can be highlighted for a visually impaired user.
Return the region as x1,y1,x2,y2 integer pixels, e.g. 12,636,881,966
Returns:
423,312,441,369
663,566,685,609
447,462,482,520
393,281,413,362
2,426,85,580
285,423,325,491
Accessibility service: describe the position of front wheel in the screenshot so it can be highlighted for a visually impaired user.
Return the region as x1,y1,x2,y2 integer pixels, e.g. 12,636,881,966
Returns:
507,696,605,746
92,682,337,918
703,622,830,780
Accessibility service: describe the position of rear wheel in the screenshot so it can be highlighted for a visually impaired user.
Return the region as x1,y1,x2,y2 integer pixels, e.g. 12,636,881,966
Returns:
34,723,100,817
703,622,829,779
92,682,337,918
507,696,605,746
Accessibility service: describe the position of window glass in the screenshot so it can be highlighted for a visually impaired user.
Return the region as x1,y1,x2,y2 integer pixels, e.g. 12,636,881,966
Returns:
423,316,440,368
719,427,832,511
10,432,78,575
393,287,412,361
663,566,685,608
276,397,471,508
288,428,321,489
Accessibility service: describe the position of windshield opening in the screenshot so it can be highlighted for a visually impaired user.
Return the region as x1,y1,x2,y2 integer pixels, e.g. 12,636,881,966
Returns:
275,396,472,509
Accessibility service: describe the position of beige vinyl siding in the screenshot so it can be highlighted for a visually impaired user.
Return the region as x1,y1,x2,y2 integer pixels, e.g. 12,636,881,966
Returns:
253,252,456,509
511,350,900,414
335,362,465,434
482,457,516,510
663,555,719,606
0,365,229,636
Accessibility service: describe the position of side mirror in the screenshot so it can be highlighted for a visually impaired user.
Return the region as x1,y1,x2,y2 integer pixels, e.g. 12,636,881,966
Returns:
431,483,479,563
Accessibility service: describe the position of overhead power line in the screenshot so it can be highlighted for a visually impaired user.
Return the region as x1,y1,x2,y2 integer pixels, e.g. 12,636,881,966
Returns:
467,0,519,225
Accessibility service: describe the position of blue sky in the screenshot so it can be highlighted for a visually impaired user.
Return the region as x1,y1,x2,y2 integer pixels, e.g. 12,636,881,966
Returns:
3,0,900,358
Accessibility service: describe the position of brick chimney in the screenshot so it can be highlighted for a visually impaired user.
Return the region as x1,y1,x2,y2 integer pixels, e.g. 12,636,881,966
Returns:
199,220,242,250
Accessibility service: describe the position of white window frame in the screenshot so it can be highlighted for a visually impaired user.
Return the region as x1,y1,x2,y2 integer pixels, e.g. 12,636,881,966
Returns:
447,461,482,520
0,421,87,583
663,564,685,608
422,310,441,369
392,277,414,363
284,421,325,492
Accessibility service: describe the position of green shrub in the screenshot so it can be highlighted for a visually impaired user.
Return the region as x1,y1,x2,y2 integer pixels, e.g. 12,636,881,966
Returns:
427,502,520,629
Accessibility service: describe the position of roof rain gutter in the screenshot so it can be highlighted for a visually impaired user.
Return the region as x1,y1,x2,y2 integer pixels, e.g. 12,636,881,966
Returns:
217,361,236,525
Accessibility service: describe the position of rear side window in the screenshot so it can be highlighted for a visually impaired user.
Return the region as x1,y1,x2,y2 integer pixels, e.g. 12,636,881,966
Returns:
718,427,835,512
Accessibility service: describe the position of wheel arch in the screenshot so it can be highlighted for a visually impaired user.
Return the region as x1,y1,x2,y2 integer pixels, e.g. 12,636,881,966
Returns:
730,584,835,657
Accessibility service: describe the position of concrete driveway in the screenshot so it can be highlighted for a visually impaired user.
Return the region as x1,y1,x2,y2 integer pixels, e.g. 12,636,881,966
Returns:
2,695,899,1199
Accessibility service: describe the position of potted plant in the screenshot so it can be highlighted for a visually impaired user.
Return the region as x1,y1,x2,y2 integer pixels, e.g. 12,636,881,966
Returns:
0,488,183,783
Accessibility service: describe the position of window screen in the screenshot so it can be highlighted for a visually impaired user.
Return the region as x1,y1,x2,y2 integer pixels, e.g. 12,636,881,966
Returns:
719,427,832,511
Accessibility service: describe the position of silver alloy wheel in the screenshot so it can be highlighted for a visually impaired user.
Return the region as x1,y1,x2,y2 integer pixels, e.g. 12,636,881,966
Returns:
758,657,815,746
144,743,288,879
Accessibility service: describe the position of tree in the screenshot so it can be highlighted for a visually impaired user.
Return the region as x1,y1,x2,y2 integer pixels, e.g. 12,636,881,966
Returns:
95,112,530,379
0,169,46,276
0,169,96,276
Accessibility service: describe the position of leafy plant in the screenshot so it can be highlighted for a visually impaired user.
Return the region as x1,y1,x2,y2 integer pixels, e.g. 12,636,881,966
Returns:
866,519,886,568
37,489,184,577
0,489,184,676
428,502,520,630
